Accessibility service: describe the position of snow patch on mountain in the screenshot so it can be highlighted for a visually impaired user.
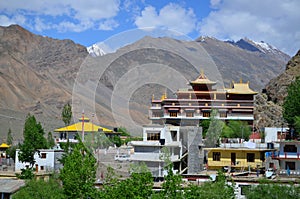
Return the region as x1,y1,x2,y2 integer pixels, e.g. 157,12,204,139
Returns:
87,44,106,57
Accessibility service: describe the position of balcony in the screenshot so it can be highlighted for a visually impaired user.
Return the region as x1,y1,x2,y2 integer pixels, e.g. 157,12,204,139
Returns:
276,152,300,159
130,153,180,162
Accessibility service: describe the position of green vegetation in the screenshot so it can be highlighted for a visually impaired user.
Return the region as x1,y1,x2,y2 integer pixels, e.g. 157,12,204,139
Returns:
204,109,225,147
201,110,252,143
47,131,55,148
244,182,300,198
184,171,235,199
62,103,72,126
7,128,13,145
222,120,251,140
59,139,97,199
13,177,65,199
18,114,48,179
99,164,153,199
283,77,300,133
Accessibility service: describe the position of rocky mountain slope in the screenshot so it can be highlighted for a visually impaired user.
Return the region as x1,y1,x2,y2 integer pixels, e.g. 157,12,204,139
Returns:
254,50,300,129
0,25,291,139
0,25,88,139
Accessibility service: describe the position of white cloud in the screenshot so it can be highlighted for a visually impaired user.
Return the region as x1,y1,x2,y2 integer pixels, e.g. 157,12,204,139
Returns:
0,14,26,26
200,0,300,55
98,19,119,30
134,3,197,35
0,0,120,32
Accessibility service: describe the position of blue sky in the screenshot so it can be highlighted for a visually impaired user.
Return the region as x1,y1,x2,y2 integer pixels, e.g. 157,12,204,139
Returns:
0,0,299,55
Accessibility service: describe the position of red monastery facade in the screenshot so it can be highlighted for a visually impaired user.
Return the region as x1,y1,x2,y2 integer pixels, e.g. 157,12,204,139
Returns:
149,71,257,127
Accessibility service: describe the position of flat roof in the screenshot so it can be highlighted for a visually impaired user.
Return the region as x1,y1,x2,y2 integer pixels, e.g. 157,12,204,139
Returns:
0,179,25,193
205,148,276,151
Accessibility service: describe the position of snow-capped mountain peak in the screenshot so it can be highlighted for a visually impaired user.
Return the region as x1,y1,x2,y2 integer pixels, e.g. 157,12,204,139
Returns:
87,44,106,57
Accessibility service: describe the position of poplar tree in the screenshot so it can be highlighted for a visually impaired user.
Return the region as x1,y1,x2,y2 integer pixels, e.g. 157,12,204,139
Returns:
62,103,72,126
283,77,300,132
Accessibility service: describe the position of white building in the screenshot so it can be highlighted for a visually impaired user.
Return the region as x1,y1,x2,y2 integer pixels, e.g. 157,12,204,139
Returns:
129,124,203,178
264,127,289,143
15,146,64,172
273,141,300,173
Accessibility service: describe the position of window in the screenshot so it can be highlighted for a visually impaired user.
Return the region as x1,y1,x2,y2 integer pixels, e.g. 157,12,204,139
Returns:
41,153,47,159
171,131,178,141
219,112,227,118
170,112,177,117
152,112,162,117
286,161,295,170
213,152,221,161
147,133,160,141
203,112,210,117
247,153,255,162
40,166,44,171
186,112,194,117
284,145,297,153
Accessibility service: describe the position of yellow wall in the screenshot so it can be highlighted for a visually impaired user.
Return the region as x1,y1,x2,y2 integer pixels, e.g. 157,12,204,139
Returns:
207,149,264,170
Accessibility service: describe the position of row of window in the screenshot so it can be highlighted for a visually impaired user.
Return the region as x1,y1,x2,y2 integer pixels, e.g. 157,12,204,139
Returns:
212,152,255,162
168,112,227,118
147,133,160,141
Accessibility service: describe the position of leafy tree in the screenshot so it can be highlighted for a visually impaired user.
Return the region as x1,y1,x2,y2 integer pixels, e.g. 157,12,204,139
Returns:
184,171,235,199
18,114,48,171
294,116,300,134
117,127,131,136
99,164,154,199
13,177,65,199
204,110,225,147
7,128,13,145
153,147,184,198
109,135,123,147
222,120,251,140
200,120,210,138
62,103,72,126
244,182,300,199
47,132,55,148
59,140,97,199
221,124,234,138
283,77,300,129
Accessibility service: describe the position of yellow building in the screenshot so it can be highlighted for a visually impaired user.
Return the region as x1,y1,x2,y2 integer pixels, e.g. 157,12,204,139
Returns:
206,148,275,170
54,117,116,143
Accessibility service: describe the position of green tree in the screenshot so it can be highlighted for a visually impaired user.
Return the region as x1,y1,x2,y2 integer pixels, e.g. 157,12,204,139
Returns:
204,110,225,147
13,177,65,199
283,77,300,129
99,163,154,199
62,103,72,126
222,120,251,140
244,182,300,199
200,120,210,138
184,171,235,199
7,128,13,145
294,116,300,133
110,135,123,147
47,132,55,148
18,114,48,170
59,140,97,199
153,147,184,198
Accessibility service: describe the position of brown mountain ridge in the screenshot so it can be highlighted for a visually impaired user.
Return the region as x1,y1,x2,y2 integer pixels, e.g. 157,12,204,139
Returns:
0,25,292,139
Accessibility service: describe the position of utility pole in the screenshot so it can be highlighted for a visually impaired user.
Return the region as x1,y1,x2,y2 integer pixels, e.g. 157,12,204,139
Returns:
82,110,85,142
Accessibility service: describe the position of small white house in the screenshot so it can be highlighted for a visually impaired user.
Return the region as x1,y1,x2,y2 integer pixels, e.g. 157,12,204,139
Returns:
15,147,64,173
265,127,289,143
